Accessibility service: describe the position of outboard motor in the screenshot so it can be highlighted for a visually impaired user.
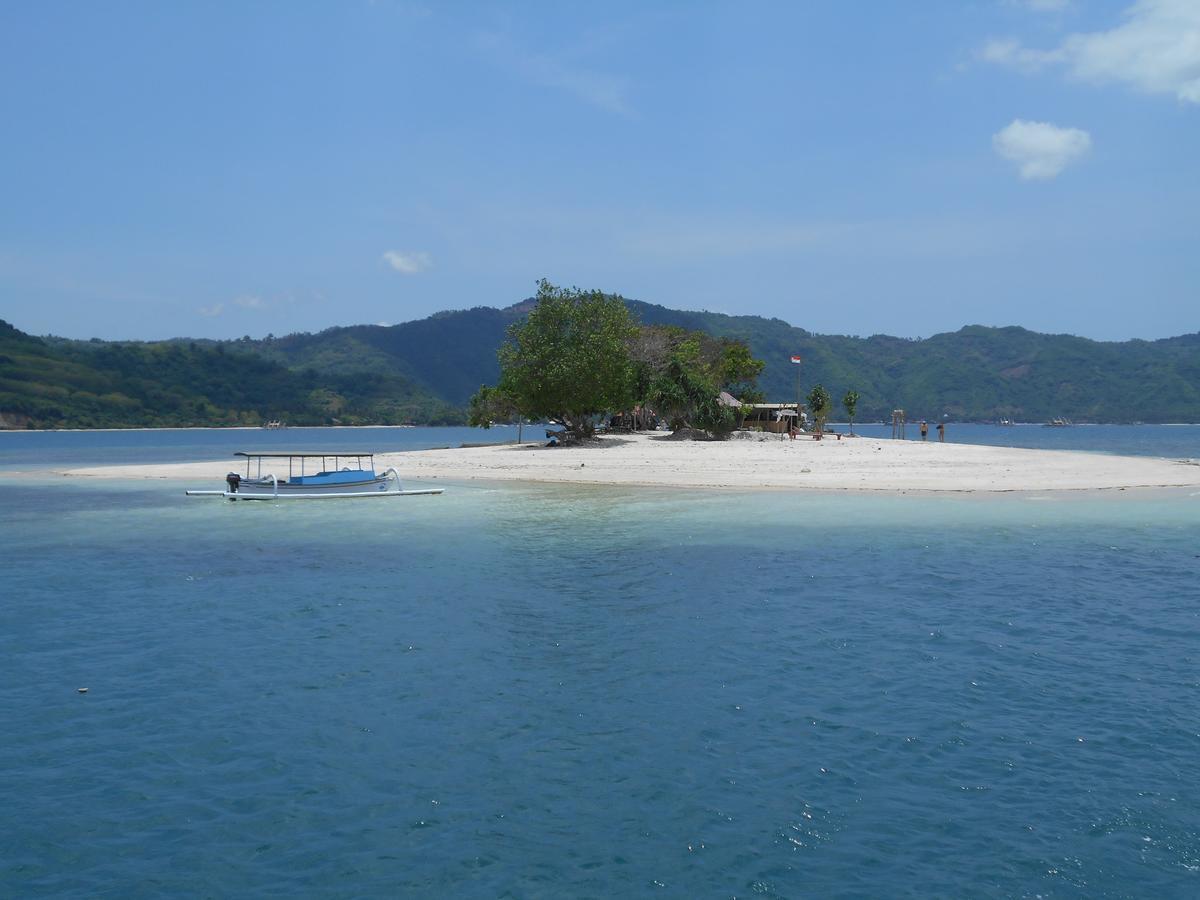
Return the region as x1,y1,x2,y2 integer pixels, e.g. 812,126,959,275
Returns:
226,472,241,493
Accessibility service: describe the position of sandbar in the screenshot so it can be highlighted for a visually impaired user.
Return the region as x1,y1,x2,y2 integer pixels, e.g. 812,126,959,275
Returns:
49,432,1200,493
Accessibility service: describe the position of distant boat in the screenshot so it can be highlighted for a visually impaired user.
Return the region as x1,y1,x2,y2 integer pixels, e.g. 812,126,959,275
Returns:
262,420,286,429
185,451,444,501
998,419,1014,426
1044,418,1072,427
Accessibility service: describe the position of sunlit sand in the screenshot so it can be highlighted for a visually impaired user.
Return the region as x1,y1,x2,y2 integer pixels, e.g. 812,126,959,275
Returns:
53,431,1200,493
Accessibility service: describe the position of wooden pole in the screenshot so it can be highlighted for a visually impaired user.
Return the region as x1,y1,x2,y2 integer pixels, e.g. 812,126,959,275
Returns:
795,356,801,432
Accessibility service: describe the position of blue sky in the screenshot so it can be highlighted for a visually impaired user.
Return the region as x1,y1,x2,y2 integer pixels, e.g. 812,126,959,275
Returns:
1,0,1196,341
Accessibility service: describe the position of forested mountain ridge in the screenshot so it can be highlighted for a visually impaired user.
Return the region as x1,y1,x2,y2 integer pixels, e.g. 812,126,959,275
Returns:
241,304,529,408
0,318,461,428
229,299,1199,423
622,304,1200,423
3,296,1199,428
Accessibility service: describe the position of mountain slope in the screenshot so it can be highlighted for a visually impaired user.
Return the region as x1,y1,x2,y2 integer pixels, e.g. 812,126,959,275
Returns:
0,320,461,428
240,300,1200,422
4,298,1199,427
245,305,527,406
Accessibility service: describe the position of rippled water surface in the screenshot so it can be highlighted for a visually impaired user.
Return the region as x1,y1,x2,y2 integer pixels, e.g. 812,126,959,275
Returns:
0,425,519,471
2,439,1199,896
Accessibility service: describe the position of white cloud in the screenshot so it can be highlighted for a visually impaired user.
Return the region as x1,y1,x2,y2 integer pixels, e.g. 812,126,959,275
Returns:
475,32,631,115
524,54,630,115
1019,0,1070,11
198,303,224,317
982,0,1200,103
993,119,1092,179
234,294,264,309
980,38,1064,73
381,250,432,274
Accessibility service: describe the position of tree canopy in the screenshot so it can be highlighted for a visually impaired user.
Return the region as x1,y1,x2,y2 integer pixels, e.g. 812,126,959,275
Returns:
842,390,860,433
467,385,519,429
470,282,766,440
492,280,638,438
642,330,764,435
807,384,831,436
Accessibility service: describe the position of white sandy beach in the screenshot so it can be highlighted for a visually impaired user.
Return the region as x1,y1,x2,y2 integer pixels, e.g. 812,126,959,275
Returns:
50,431,1200,493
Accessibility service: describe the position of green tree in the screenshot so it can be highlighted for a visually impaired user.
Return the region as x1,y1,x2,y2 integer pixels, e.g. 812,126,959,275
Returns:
842,390,860,435
635,330,765,438
717,341,766,400
648,356,735,436
807,383,831,437
467,385,518,428
496,279,638,439
628,324,685,428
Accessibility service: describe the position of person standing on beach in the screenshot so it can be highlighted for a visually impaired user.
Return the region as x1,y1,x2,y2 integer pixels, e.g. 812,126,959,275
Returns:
937,421,945,442
920,420,928,441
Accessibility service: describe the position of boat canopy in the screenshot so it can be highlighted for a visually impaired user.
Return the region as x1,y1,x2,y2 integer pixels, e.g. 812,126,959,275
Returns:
234,451,376,458
234,451,376,480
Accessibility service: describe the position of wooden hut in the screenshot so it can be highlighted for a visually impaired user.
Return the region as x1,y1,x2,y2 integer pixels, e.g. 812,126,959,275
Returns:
741,402,808,433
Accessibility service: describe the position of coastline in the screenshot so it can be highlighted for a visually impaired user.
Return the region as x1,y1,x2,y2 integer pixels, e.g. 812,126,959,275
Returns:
45,431,1200,494
0,423,435,434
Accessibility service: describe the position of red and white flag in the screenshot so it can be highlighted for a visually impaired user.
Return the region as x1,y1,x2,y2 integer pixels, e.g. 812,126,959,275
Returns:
790,355,802,364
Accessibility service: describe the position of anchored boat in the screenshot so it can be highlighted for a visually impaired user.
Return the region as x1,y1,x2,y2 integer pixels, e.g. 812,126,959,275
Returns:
185,451,444,501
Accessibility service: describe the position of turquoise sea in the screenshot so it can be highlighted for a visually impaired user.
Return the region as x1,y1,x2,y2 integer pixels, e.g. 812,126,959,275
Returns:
2,426,1198,897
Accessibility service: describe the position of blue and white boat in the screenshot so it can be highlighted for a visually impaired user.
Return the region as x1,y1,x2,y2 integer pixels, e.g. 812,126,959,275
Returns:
185,451,444,501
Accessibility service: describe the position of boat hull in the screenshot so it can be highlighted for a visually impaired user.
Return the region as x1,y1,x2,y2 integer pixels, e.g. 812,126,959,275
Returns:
185,484,444,500
236,475,390,497
218,487,443,500
185,458,445,501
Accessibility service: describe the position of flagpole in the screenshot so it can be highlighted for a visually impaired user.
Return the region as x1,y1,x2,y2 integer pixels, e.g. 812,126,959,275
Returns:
796,360,801,432
792,354,802,433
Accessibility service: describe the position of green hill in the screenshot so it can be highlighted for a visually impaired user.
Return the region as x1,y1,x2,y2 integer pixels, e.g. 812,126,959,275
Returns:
243,304,529,407
4,297,1199,428
0,319,461,428
622,304,1200,422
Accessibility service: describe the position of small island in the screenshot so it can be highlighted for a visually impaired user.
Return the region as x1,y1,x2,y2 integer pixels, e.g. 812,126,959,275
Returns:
47,281,1200,494
55,433,1200,494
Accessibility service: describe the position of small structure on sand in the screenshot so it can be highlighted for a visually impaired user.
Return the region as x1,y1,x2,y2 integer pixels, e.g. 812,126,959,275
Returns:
742,403,808,434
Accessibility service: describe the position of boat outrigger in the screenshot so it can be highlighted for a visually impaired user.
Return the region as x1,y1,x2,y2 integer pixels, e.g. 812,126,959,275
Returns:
185,451,444,501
